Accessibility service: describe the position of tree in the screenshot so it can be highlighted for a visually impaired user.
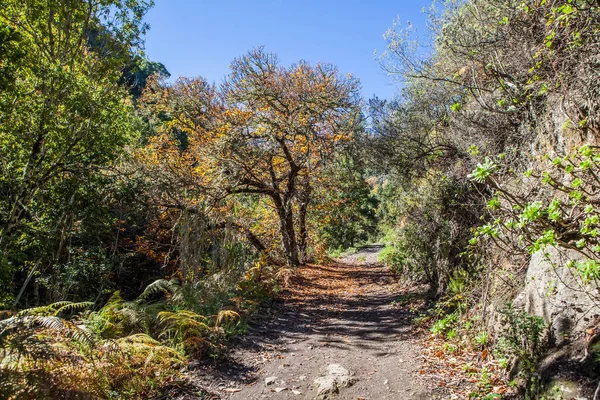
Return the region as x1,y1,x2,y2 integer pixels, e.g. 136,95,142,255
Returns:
0,0,153,306
140,48,362,267
219,49,361,266
312,153,379,252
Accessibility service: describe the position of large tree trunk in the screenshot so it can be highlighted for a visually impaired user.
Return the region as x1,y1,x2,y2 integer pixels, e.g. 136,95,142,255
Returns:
279,208,300,267
297,175,311,263
273,196,300,267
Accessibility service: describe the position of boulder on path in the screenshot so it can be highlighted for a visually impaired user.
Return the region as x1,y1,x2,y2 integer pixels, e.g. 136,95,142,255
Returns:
313,364,357,399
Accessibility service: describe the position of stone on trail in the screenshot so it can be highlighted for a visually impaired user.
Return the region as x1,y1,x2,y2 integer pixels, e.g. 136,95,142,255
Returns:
325,364,349,376
265,376,278,386
313,364,357,399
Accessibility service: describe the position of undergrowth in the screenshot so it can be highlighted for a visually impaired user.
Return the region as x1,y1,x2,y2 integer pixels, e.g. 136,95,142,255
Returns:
0,259,280,399
417,271,547,399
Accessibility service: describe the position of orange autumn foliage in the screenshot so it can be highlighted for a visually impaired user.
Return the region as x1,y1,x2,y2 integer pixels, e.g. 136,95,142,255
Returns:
136,48,362,266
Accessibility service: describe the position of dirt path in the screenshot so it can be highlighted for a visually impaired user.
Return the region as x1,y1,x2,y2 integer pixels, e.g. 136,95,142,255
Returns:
190,246,435,399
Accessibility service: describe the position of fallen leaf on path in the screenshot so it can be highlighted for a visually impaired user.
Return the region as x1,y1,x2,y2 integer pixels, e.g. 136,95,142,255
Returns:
493,386,507,394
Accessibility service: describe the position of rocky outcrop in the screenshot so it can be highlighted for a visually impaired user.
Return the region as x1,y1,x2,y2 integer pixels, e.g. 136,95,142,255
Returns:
514,246,600,347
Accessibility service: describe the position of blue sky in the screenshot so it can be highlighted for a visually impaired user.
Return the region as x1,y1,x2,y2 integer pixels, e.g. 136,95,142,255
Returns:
143,1,431,100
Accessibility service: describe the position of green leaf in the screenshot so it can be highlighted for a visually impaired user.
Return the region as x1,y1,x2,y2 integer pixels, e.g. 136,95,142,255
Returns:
468,158,497,183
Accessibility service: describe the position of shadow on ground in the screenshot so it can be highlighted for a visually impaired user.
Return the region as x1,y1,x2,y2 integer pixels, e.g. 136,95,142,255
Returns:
185,246,431,399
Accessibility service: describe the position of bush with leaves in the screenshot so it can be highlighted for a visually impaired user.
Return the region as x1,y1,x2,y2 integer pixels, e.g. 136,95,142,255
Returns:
470,144,600,300
376,174,482,296
371,0,600,396
495,304,547,398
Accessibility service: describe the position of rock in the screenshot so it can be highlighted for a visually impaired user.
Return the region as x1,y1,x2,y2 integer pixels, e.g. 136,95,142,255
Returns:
314,375,338,397
298,375,307,381
313,364,357,399
514,247,600,346
265,376,278,386
292,389,302,395
274,387,288,393
325,364,349,376
542,378,587,399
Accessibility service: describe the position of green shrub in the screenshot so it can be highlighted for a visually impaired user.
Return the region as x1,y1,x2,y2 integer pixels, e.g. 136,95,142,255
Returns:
378,244,406,273
431,312,459,335
496,304,547,398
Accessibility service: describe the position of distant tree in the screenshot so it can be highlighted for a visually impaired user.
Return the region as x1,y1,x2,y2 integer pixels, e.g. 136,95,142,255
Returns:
312,154,379,251
122,56,170,99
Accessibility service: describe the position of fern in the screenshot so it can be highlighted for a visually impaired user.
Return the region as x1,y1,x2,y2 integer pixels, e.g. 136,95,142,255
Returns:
158,310,212,355
215,309,240,328
158,310,210,332
115,333,185,361
85,292,147,338
105,290,124,306
0,315,95,348
116,332,162,345
138,278,181,301
0,322,182,399
2,301,96,351
55,301,94,315
15,301,93,317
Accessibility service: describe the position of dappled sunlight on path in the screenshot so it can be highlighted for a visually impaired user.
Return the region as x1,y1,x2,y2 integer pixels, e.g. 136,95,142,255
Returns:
189,247,436,399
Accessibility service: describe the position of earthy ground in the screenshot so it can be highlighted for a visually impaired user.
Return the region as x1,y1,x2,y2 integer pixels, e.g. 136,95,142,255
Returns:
187,246,437,400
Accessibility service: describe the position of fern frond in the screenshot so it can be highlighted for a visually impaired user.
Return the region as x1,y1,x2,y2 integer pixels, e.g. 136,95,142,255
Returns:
0,315,95,347
115,333,160,346
16,305,57,317
55,302,94,315
116,333,184,358
215,310,240,328
105,291,124,307
88,296,146,339
116,306,143,323
137,279,181,301
16,301,93,317
158,310,206,324
157,310,211,342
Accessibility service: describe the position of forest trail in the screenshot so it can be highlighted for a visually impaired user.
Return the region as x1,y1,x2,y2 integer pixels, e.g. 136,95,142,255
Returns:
191,246,435,400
